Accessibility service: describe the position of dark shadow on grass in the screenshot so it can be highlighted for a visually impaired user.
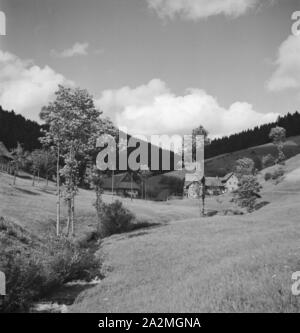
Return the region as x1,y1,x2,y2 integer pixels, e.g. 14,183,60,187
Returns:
127,220,161,233
15,187,40,196
37,188,56,195
16,174,33,180
126,231,149,239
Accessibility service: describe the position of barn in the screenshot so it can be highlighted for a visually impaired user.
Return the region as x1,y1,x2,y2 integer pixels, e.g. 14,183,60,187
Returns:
102,172,141,198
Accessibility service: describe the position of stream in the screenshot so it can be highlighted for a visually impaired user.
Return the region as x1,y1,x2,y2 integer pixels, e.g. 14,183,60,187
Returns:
30,277,101,313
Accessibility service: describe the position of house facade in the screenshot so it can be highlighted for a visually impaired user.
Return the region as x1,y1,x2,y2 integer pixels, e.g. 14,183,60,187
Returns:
0,142,12,171
184,172,238,198
184,173,204,198
222,173,239,192
205,177,225,195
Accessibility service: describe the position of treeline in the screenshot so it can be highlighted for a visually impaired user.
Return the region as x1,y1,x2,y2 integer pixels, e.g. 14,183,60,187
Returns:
0,106,42,151
205,111,300,158
1,105,300,160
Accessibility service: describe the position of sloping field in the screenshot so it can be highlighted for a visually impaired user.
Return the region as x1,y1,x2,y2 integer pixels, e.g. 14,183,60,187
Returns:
0,172,201,236
71,155,300,312
205,135,300,176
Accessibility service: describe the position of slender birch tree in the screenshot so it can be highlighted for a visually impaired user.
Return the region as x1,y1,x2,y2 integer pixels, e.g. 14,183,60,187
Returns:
40,85,102,237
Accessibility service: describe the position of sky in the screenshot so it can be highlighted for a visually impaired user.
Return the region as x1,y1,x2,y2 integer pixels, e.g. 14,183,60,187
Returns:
0,0,300,139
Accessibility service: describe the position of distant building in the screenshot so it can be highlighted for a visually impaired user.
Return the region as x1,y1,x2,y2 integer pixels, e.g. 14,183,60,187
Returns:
184,173,202,198
222,172,239,192
0,142,12,170
102,172,141,198
185,173,238,197
205,177,225,195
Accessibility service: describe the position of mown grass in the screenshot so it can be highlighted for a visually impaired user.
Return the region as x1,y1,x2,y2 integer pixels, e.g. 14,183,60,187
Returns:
71,155,300,313
2,153,300,313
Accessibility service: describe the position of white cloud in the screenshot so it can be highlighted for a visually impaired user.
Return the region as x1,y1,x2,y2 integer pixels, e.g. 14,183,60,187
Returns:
96,79,278,138
0,50,72,121
267,35,300,92
147,0,258,20
51,42,89,58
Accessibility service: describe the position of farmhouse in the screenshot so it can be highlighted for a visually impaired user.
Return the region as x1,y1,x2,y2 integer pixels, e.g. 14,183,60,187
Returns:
184,173,202,198
102,172,141,198
205,177,225,195
184,174,229,197
222,172,239,192
0,142,12,171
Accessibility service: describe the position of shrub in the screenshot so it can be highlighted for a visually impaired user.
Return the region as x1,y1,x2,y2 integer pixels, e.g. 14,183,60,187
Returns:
264,167,284,182
0,218,100,313
235,158,255,178
97,200,135,238
233,175,262,212
159,176,184,196
262,154,276,169
271,167,284,181
264,172,272,181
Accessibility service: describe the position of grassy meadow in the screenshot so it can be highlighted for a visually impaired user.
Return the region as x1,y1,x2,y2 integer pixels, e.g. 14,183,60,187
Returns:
1,151,300,312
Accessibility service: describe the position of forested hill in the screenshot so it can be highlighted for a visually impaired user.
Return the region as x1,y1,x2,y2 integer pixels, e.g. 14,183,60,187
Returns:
1,105,300,159
0,107,42,151
205,111,300,158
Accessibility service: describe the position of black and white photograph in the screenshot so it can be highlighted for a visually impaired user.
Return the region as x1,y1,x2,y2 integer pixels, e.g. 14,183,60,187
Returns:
1,0,300,323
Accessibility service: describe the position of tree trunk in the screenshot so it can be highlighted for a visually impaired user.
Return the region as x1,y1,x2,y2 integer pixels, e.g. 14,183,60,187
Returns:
32,172,35,186
13,168,16,185
71,196,75,237
66,199,71,236
130,173,133,201
46,173,48,186
37,170,40,184
112,170,114,200
56,144,60,237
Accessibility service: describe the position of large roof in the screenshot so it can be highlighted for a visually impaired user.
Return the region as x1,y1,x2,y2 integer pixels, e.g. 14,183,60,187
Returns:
185,173,202,183
102,173,140,191
222,172,234,182
205,177,223,187
0,142,12,160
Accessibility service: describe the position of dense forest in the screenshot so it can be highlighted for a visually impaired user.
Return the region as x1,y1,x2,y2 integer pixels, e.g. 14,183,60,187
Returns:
0,107,42,151
205,111,300,158
1,105,300,160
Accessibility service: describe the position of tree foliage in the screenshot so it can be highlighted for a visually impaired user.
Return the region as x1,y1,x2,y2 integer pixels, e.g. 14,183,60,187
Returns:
233,175,262,212
262,154,276,169
40,85,103,236
235,157,255,179
269,126,286,164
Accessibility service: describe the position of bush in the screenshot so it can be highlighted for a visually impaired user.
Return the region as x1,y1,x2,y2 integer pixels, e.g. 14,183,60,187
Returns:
159,176,184,196
262,154,276,169
271,167,284,181
264,167,284,182
264,172,272,181
0,218,100,313
233,175,262,212
97,200,135,238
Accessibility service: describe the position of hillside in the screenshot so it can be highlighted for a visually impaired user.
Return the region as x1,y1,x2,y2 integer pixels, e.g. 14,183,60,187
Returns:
144,135,300,198
205,135,300,176
2,151,300,312
0,172,201,237
69,154,300,313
